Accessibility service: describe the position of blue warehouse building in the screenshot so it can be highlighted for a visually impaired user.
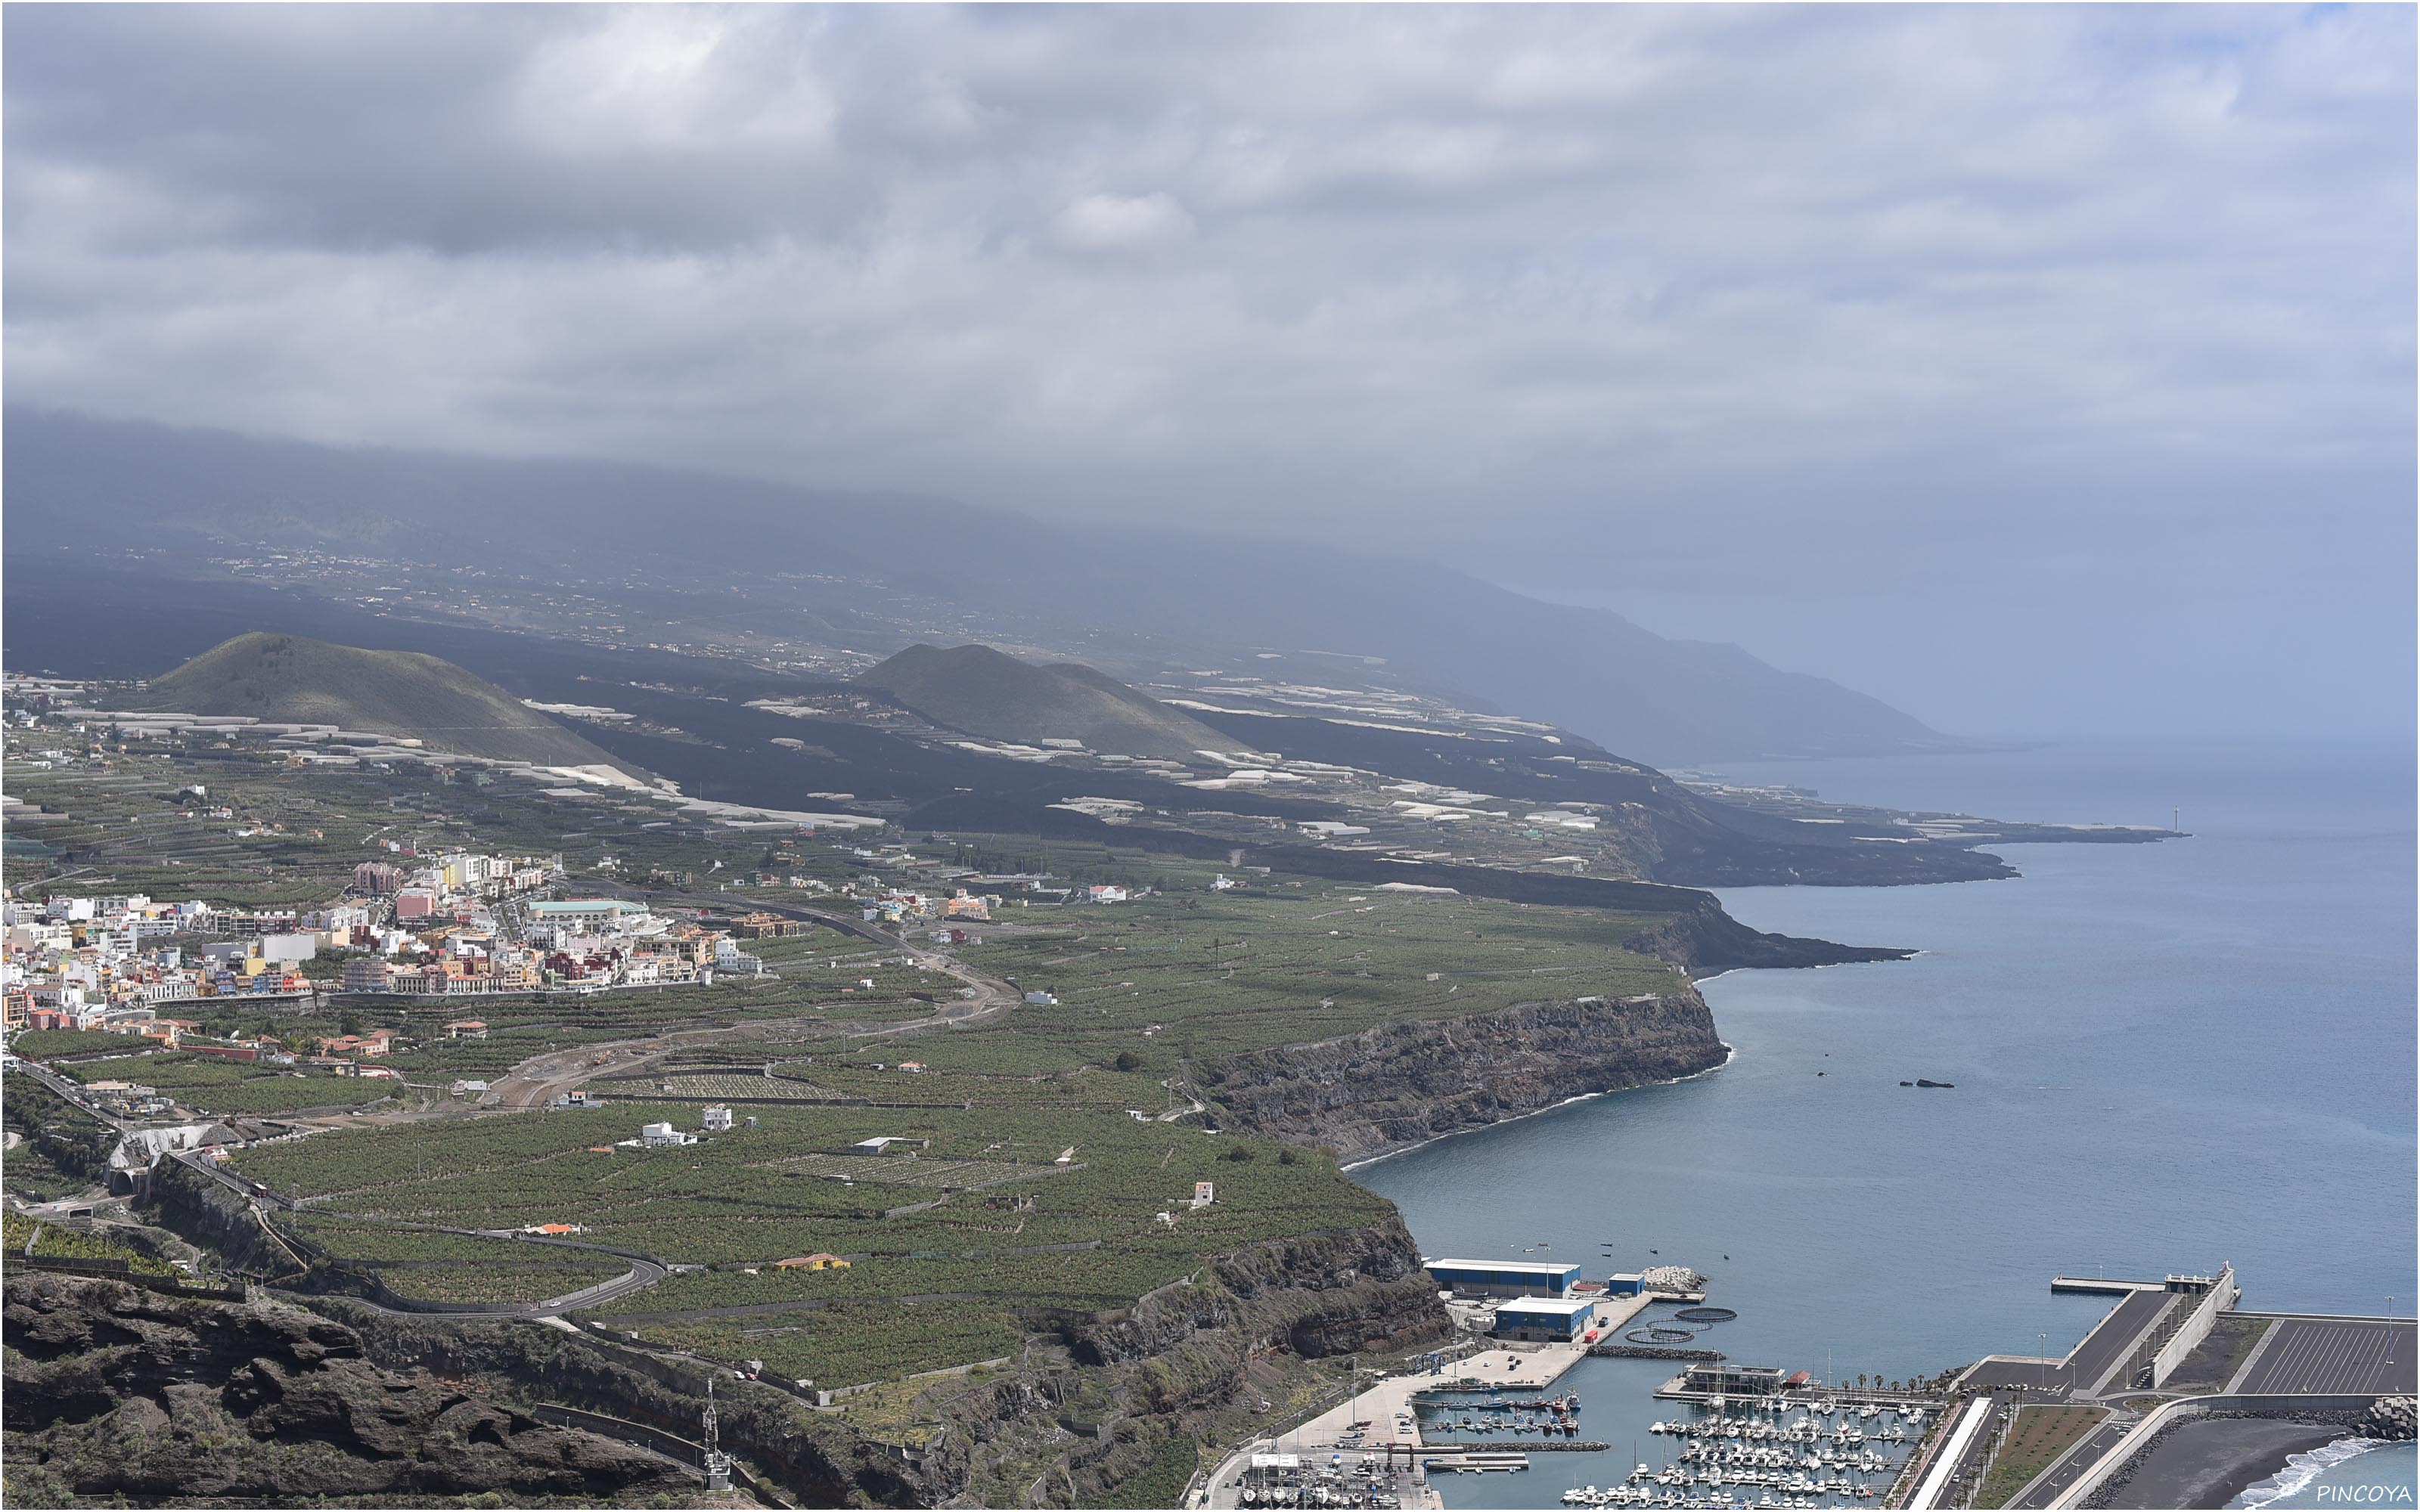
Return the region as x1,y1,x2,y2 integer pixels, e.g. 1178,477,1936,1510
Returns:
1423,1258,1581,1298
1493,1297,1599,1343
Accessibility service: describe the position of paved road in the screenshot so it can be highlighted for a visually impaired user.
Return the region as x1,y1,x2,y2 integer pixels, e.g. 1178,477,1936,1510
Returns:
1938,1393,2012,1507
177,1145,676,1318
8,1061,141,1136
482,894,1025,1108
321,1253,672,1318
2066,1289,2173,1394
2005,1417,2133,1510
1961,1287,2172,1398
649,890,1025,1036
2235,1317,2418,1395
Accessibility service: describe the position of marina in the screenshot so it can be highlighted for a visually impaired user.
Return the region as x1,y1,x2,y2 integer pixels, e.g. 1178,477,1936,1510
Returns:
1205,1251,2418,1512
1205,1272,1934,1512
1551,1394,1922,1508
1221,742,2416,1512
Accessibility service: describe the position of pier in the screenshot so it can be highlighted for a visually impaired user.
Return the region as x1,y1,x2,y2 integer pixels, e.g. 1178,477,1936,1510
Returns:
1588,1344,1723,1362
1423,1440,1611,1452
2047,1276,2166,1295
1960,1267,2239,1396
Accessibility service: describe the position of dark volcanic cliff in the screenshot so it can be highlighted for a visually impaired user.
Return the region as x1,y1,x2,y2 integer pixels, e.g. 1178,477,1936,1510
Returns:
296,1219,1449,1509
2,1271,697,1506
1625,894,1910,975
927,1218,1450,1506
1201,988,1730,1165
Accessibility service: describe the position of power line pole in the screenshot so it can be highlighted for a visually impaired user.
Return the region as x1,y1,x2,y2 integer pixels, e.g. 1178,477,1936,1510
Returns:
703,1375,731,1491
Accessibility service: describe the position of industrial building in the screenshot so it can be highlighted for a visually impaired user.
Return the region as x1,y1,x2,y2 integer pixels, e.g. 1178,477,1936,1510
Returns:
1493,1297,1599,1343
1680,1364,1790,1396
529,899,651,931
1607,1273,1646,1297
1424,1258,1581,1298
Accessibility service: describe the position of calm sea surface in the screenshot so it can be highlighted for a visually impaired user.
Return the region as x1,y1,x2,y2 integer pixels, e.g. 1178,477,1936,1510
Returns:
1355,739,2416,1508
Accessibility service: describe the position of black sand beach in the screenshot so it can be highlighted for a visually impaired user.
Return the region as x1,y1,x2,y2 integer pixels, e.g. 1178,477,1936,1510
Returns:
2099,1418,2345,1510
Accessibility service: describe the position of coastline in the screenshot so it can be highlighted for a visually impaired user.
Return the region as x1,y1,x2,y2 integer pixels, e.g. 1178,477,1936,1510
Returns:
1330,923,1912,1176
1341,1042,1737,1173
2230,1436,2406,1510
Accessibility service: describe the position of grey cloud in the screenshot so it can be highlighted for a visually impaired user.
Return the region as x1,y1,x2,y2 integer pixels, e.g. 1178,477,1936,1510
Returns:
3,3,2411,737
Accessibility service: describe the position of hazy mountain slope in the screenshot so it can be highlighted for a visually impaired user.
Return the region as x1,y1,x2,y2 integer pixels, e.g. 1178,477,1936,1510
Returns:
857,643,1240,759
1050,527,1945,765
131,633,638,772
4,407,1948,762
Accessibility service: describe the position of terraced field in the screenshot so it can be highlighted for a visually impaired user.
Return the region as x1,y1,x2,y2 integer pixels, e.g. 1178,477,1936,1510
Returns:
749,1152,1050,1189
57,1052,397,1117
619,1073,841,1101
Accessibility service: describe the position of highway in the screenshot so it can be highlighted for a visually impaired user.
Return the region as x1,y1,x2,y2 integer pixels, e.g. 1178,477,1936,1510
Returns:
650,889,1025,1033
477,890,1027,1108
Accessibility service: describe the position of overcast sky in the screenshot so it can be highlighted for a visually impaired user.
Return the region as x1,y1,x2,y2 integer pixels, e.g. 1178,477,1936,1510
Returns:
7,5,2412,741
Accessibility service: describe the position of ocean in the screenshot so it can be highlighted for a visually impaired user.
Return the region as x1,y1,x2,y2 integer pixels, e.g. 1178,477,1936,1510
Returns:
2234,1440,2418,1508
1354,738,2417,1509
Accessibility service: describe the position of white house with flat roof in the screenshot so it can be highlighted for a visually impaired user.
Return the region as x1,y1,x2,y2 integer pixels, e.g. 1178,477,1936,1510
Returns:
1492,1297,1598,1343
529,899,650,933
1424,1258,1582,1297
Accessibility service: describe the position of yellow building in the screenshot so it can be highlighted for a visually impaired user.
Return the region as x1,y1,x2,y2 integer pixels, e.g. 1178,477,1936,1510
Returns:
772,1253,849,1272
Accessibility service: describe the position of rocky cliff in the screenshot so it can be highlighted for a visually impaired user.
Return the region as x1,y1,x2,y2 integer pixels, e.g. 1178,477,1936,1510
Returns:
929,1217,1450,1507
303,1219,1448,1509
1199,988,1730,1165
1625,894,1910,975
1,1270,699,1506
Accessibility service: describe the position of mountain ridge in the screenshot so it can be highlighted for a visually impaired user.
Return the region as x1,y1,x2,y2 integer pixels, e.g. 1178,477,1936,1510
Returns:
129,633,641,774
856,643,1240,760
4,405,1950,763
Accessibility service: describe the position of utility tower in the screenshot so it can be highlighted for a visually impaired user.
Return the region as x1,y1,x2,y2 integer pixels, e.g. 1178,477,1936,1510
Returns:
702,1375,732,1491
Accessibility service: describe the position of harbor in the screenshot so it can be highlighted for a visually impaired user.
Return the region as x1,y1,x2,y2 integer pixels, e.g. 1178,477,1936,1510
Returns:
1199,1246,2420,1512
1202,1257,1934,1510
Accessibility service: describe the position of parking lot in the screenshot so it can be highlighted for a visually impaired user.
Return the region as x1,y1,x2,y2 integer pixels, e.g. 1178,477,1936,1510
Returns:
1205,1449,1436,1509
2235,1316,2418,1395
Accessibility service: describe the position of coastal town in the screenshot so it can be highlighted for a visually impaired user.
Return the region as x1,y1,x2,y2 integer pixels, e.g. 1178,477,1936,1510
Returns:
4,627,2411,1512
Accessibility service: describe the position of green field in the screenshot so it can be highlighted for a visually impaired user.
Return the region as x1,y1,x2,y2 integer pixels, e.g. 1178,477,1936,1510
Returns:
11,730,1693,1399
234,1092,1395,1387
2,1072,119,1201
57,1051,397,1117
7,1029,150,1062
278,1216,632,1303
2,1211,181,1276
941,885,1680,1071
622,1300,1028,1391
238,1100,1390,1272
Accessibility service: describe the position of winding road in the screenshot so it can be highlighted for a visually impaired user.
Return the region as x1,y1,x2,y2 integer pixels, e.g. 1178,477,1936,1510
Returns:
10,891,1028,1320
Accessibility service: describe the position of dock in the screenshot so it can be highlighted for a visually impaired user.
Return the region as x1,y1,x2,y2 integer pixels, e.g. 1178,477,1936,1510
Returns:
1419,1451,1532,1473
1423,1440,1609,1452
2048,1276,2166,1296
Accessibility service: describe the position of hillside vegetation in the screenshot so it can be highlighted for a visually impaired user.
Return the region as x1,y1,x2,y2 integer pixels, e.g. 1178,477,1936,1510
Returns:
132,633,638,772
858,643,1243,760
